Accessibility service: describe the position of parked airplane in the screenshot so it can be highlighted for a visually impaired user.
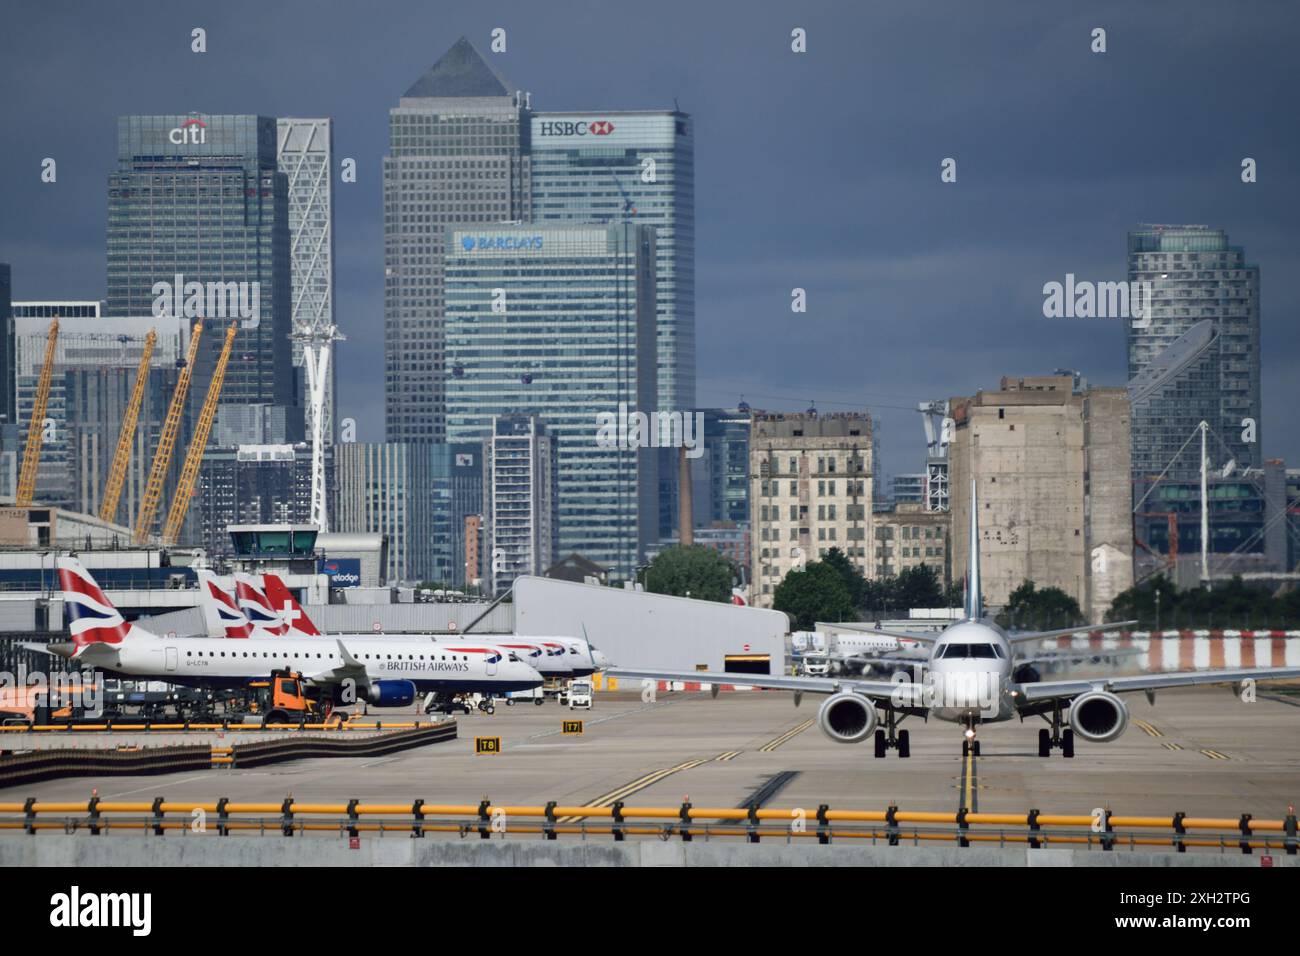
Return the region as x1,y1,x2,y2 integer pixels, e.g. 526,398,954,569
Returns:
206,571,605,677
610,481,1300,759
36,558,545,708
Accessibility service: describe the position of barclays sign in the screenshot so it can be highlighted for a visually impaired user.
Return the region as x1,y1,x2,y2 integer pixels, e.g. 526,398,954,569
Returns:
461,235,544,252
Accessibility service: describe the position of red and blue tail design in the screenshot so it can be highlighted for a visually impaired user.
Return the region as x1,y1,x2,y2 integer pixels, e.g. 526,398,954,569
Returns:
56,557,131,648
260,573,320,637
204,574,253,639
235,574,288,636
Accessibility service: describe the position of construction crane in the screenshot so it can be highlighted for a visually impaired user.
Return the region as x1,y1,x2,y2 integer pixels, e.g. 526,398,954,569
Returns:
134,320,204,545
98,329,156,525
161,320,238,546
15,318,59,507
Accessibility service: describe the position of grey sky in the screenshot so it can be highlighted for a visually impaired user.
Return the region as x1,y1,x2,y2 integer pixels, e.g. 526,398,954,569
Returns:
2,0,1296,478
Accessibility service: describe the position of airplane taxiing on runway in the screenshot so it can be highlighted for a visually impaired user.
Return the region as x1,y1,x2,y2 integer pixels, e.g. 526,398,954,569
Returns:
33,558,545,708
611,481,1300,758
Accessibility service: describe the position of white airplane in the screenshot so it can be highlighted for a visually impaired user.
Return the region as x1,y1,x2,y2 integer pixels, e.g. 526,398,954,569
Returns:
241,572,609,677
611,481,1300,759
37,558,545,708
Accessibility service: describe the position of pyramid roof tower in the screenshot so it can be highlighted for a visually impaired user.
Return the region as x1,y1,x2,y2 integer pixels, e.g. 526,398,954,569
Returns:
403,36,515,99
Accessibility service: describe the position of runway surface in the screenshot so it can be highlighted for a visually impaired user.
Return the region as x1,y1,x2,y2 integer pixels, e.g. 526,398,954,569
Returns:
3,685,1298,820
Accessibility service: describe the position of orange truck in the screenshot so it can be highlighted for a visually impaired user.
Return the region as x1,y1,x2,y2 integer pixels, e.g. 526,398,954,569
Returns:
0,683,96,724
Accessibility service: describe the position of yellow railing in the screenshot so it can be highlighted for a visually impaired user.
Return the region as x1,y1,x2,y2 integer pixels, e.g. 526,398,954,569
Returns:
0,798,1293,854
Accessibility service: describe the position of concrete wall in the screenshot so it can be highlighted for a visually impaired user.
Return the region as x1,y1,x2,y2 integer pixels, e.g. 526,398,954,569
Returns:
0,836,1284,868
514,575,787,673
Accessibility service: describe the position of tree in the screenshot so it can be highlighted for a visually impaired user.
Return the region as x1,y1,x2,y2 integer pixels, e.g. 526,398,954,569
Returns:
773,562,855,630
821,547,867,607
643,545,735,603
1108,575,1299,630
996,580,1083,631
894,564,945,610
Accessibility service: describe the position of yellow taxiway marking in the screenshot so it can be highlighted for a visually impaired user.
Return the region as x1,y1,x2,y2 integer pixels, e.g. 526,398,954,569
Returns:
1134,719,1163,738
558,758,709,822
1161,742,1183,751
759,719,814,752
1200,749,1231,760
713,750,742,762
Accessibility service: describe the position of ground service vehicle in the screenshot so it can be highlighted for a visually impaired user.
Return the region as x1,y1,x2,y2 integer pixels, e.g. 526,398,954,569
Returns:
567,679,593,710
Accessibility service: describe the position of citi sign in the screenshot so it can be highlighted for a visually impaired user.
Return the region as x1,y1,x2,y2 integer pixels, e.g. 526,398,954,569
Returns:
169,118,206,145
538,119,615,137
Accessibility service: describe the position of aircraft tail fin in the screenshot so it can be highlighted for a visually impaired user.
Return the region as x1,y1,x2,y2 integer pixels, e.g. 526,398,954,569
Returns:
261,573,321,636
195,569,253,638
965,478,984,621
56,556,143,650
234,573,288,636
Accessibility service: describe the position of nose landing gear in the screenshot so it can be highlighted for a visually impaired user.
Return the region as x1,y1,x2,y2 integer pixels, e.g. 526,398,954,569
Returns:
961,719,981,757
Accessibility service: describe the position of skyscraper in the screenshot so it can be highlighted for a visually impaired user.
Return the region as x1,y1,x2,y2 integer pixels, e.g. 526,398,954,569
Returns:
445,222,658,578
483,414,558,596
276,118,337,437
383,37,532,444
107,115,294,417
1127,224,1261,482
0,264,11,426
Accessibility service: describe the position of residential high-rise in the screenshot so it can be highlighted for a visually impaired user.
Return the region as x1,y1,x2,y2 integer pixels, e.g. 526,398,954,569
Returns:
948,375,1132,623
445,222,658,579
383,37,532,444
1127,224,1261,482
749,412,874,608
107,115,294,420
196,443,317,556
482,414,558,596
690,407,751,528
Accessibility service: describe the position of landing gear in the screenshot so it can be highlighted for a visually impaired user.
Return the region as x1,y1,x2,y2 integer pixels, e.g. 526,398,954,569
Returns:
961,717,980,757
1037,703,1075,758
871,710,912,758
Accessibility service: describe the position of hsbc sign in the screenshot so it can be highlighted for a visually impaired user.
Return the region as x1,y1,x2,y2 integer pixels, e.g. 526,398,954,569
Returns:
538,119,616,137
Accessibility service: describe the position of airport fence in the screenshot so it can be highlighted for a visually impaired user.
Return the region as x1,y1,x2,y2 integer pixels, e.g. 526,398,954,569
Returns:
0,799,1294,854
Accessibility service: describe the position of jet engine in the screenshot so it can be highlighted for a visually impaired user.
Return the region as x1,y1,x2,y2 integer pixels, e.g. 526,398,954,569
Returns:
1067,690,1129,743
367,679,417,708
816,692,878,744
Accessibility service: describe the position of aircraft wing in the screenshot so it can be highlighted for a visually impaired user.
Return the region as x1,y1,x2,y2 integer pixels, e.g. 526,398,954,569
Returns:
606,668,923,705
1007,620,1137,645
302,640,370,688
1019,665,1300,703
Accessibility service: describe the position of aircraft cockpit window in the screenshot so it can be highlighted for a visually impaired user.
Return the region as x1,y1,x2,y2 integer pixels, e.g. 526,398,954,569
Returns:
938,643,1000,658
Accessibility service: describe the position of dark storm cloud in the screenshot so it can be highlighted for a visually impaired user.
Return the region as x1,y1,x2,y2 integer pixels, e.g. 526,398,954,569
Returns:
1,0,1296,473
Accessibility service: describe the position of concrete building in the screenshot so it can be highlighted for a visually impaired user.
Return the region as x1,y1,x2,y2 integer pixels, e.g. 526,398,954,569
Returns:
445,222,659,580
383,37,532,444
871,501,950,581
1127,224,1261,482
482,415,557,596
948,375,1132,622
891,473,927,507
195,443,318,556
749,411,874,608
10,301,102,320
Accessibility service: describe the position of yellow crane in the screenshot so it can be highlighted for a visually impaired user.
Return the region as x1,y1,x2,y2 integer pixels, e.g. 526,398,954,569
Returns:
98,329,156,525
15,318,59,507
162,320,238,545
134,320,204,545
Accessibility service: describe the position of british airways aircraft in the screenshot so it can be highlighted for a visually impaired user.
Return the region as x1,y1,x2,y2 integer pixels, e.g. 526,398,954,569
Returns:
611,481,1300,758
37,558,544,708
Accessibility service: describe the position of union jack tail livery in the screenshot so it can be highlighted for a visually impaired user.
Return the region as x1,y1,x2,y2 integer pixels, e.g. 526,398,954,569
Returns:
56,557,134,649
260,573,320,636
234,573,288,636
195,569,253,639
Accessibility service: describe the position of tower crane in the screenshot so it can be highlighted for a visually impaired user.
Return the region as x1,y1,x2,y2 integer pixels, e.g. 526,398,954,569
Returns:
134,320,204,545
98,329,156,525
15,318,59,507
161,320,238,546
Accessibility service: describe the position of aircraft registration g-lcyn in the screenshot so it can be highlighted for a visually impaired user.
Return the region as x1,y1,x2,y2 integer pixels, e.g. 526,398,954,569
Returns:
611,480,1300,759
34,558,545,708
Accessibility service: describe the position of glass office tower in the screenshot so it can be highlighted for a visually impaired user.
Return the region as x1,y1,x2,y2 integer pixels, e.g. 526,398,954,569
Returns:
445,223,658,579
107,115,294,413
383,36,532,444
1127,224,1261,482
